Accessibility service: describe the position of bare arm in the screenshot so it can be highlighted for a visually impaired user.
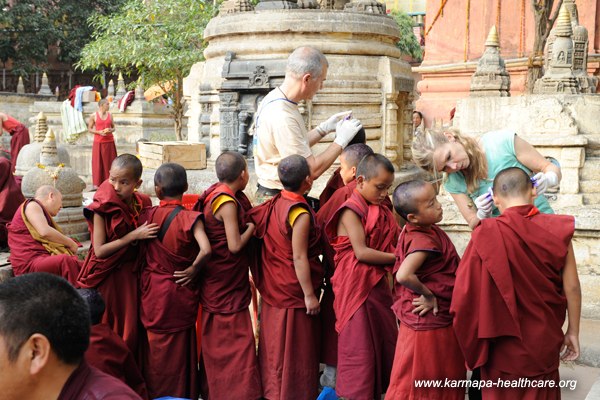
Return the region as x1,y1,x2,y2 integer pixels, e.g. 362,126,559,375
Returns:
305,144,343,181
25,202,78,253
514,135,561,180
450,192,480,230
307,128,325,146
216,201,255,254
87,114,104,136
92,213,159,259
561,242,581,361
395,251,438,316
174,220,212,286
338,208,395,265
292,213,320,315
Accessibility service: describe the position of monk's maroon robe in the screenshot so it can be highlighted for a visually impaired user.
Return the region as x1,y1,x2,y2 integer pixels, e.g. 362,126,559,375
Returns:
85,323,149,400
451,205,575,400
8,199,81,283
195,183,261,400
325,190,399,400
77,180,152,356
8,123,29,174
319,167,344,206
138,203,202,400
386,223,465,399
0,157,24,248
247,190,324,400
59,361,141,400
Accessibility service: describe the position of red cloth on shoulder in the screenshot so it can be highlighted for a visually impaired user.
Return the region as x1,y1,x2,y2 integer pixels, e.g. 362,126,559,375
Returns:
247,190,323,309
59,361,141,400
0,158,24,247
7,199,81,284
195,182,253,313
9,123,29,173
85,324,149,400
319,167,344,206
325,189,399,333
77,181,152,355
451,204,575,377
392,223,460,330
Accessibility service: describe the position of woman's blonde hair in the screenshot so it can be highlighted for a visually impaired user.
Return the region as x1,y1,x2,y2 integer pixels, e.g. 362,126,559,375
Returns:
411,128,488,194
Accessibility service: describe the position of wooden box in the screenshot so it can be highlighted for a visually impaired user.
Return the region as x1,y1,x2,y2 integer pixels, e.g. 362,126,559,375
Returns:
139,141,207,170
81,90,97,103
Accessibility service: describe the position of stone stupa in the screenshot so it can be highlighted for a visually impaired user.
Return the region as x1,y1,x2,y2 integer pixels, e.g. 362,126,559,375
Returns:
21,129,89,241
470,26,511,97
14,112,71,179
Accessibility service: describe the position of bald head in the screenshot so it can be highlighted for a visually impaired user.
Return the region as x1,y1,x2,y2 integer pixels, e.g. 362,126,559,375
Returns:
34,185,60,200
286,46,328,80
356,154,394,181
111,154,143,180
392,180,429,220
278,154,310,192
342,144,373,168
492,167,534,199
216,151,246,183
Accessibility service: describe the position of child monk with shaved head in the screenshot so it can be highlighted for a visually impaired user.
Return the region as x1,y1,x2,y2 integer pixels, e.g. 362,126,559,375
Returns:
386,179,465,399
195,151,261,399
452,167,581,400
248,154,324,400
325,153,400,399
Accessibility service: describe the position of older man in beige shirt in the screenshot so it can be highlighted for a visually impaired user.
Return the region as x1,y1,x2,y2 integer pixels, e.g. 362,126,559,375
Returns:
253,46,362,203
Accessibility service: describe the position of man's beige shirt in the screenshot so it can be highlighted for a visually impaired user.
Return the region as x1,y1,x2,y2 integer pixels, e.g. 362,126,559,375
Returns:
254,88,312,190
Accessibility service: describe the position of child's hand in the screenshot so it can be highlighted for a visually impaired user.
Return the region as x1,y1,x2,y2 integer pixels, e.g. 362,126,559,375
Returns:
132,222,159,240
304,294,320,316
173,265,199,287
245,222,255,233
560,332,580,361
412,294,438,316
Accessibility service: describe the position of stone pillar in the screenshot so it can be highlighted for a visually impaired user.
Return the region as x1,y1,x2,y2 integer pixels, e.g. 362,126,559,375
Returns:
218,92,240,152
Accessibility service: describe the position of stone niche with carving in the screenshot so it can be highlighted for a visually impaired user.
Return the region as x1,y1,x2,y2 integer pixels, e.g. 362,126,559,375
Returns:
216,52,287,156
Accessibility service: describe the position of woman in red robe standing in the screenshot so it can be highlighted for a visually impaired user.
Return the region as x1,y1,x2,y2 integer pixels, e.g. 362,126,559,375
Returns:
88,99,117,190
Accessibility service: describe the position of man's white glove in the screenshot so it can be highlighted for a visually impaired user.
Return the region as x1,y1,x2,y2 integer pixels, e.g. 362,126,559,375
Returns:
474,190,494,220
317,110,352,136
334,119,362,149
531,171,559,196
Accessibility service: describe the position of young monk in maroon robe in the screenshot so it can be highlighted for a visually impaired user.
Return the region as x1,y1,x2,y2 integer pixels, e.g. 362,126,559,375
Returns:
325,153,400,400
8,185,81,283
77,154,159,357
451,167,581,400
0,112,30,173
385,180,465,399
137,162,210,400
318,127,367,207
0,157,25,250
315,143,374,389
0,273,141,400
80,288,149,400
195,151,261,400
248,154,324,400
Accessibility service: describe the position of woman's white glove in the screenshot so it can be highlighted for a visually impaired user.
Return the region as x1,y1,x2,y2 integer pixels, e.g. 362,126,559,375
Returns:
474,190,494,220
531,171,559,196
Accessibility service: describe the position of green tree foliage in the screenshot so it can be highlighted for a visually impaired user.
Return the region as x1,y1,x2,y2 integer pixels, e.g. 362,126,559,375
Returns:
78,0,217,140
0,0,125,77
391,11,423,62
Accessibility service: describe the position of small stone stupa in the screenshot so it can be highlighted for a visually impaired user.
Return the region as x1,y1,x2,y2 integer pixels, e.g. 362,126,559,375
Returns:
116,72,127,100
37,73,53,96
21,129,89,241
470,26,511,97
15,112,71,178
534,5,580,94
564,0,597,93
16,76,25,94
107,79,116,97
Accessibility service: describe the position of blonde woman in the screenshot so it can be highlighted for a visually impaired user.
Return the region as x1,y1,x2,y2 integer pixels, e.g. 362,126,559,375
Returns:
412,129,561,229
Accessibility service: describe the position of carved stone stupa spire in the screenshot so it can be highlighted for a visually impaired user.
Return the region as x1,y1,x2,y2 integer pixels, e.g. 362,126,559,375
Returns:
470,26,510,97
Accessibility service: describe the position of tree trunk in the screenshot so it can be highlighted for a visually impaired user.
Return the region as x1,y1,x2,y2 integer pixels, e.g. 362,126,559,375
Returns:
172,75,185,141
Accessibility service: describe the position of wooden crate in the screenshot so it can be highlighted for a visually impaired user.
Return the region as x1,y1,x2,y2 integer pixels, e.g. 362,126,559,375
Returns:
139,141,206,170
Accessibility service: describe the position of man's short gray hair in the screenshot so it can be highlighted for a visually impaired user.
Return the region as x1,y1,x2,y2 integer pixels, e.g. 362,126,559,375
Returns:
286,46,328,80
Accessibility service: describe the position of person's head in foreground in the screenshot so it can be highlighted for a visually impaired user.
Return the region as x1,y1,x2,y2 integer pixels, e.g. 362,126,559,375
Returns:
78,288,106,326
34,185,63,217
109,154,143,202
412,128,487,194
0,273,89,399
339,143,374,185
491,167,536,213
393,179,443,227
154,162,188,200
216,151,249,190
355,153,395,205
278,154,312,194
